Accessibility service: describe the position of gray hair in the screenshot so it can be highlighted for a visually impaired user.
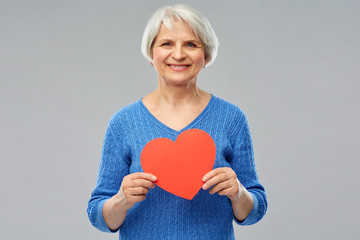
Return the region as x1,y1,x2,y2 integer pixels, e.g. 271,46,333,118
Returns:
141,5,219,67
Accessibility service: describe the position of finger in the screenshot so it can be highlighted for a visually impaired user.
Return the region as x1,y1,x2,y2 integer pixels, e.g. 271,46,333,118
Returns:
131,178,156,189
208,179,232,194
202,172,229,190
121,180,155,197
217,188,238,197
130,172,157,181
202,168,227,182
123,186,150,198
128,186,150,195
209,179,237,195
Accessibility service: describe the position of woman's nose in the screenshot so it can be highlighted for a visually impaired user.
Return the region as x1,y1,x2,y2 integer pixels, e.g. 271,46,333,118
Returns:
172,45,185,60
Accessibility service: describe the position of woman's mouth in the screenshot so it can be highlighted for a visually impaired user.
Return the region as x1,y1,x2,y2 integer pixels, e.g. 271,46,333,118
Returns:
168,64,191,71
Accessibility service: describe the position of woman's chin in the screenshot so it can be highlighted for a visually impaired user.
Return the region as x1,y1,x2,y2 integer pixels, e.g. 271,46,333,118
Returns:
159,75,197,86
165,79,196,87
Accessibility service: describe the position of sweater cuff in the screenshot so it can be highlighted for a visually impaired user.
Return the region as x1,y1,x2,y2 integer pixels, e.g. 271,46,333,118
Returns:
95,199,119,233
233,192,259,225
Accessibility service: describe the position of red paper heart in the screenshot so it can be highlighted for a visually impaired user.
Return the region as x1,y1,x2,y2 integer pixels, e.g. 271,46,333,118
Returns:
140,129,216,200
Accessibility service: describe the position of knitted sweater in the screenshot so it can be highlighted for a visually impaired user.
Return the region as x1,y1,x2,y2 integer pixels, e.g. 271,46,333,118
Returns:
87,95,267,240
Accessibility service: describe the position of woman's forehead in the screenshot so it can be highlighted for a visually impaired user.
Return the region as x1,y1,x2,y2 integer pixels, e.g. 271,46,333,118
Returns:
156,21,198,40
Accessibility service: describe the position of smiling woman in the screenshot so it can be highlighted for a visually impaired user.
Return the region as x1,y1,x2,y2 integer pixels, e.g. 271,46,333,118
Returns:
87,4,267,240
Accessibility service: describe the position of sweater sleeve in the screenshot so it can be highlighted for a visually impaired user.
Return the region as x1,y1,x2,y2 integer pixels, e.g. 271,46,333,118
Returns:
87,118,131,233
228,112,267,225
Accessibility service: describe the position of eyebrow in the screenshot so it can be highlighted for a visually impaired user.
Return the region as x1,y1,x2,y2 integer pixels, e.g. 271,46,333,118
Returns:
157,38,202,44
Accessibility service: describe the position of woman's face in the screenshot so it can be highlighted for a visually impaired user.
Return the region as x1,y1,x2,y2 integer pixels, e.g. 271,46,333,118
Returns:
151,20,206,86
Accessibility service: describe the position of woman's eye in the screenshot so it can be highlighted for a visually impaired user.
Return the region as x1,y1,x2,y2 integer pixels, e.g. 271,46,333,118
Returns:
186,42,196,48
161,42,171,47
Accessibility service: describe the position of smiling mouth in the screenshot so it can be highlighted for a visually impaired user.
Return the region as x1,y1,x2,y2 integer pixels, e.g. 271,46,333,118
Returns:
168,64,191,70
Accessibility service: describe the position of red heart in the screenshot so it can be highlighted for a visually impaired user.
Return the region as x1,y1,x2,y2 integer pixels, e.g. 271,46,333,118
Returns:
140,129,216,200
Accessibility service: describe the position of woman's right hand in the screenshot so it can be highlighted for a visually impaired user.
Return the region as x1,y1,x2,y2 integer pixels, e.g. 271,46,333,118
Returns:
116,172,157,210
103,172,157,231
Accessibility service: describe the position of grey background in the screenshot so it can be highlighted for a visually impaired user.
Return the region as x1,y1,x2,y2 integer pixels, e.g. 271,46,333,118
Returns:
1,0,359,239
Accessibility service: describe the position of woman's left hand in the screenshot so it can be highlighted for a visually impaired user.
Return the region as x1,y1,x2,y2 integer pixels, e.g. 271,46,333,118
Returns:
202,167,243,201
202,167,254,221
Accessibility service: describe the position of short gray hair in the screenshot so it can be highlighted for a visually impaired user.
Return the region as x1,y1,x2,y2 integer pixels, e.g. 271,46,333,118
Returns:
141,5,219,67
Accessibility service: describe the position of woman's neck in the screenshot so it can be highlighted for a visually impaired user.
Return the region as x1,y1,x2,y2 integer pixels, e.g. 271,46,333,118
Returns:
141,78,212,131
154,87,200,107
150,77,208,107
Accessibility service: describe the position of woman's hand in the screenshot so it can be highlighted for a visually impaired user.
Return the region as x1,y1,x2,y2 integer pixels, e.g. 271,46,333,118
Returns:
117,172,157,210
202,167,242,201
103,172,157,231
202,167,254,222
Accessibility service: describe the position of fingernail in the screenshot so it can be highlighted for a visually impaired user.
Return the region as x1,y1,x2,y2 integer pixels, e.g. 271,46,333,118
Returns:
152,176,157,181
202,184,207,190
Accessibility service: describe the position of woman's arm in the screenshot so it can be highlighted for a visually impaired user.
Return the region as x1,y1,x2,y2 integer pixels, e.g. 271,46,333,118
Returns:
87,118,158,232
103,172,157,231
225,110,267,224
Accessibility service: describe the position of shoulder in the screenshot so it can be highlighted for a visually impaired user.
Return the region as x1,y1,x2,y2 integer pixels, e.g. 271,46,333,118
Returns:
211,95,249,140
109,100,142,123
212,95,247,122
106,100,143,133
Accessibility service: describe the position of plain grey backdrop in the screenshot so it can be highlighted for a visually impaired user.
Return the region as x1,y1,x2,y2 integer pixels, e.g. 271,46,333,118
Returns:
1,0,359,239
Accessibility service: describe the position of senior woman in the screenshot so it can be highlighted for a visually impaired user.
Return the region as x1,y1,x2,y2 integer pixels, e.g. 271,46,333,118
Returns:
87,4,267,239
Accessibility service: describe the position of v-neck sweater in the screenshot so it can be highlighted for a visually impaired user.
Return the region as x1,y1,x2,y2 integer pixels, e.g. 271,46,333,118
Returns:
87,95,267,240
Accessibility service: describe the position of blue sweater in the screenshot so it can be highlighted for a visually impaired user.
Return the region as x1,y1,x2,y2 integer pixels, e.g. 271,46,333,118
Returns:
87,95,267,240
